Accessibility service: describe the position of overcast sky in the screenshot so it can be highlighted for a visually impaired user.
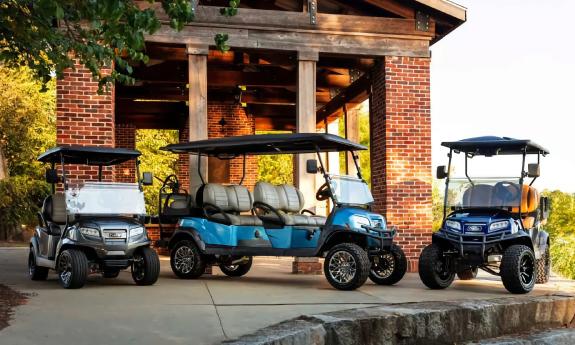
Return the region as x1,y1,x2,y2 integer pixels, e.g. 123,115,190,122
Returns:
429,0,575,192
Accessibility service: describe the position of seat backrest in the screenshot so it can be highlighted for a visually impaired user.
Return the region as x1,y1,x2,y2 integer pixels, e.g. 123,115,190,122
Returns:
203,183,253,213
43,193,67,225
254,182,282,210
521,185,539,213
276,184,304,213
462,184,494,208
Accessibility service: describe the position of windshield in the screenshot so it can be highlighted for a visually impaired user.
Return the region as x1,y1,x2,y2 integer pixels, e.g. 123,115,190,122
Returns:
446,178,522,211
329,175,374,205
65,182,146,216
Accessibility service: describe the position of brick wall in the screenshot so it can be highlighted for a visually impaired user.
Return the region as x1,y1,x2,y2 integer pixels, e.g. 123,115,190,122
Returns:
56,63,114,183
178,122,191,191
114,123,136,182
370,56,432,272
207,103,257,188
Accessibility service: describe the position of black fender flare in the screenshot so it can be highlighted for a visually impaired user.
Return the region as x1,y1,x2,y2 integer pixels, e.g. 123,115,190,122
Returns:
168,228,206,252
315,228,371,256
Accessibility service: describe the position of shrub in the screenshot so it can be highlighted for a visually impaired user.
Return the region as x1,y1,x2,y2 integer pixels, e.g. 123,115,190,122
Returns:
550,233,575,279
0,176,50,241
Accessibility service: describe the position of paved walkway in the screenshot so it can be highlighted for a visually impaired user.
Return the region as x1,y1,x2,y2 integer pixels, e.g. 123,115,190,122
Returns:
1,247,574,345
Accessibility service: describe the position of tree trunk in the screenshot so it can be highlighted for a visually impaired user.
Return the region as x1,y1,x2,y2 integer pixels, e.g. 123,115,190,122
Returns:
0,146,8,180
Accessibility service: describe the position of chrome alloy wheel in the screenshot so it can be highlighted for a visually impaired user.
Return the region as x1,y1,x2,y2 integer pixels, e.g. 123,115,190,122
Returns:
174,245,195,274
57,252,72,286
328,250,357,284
371,253,395,279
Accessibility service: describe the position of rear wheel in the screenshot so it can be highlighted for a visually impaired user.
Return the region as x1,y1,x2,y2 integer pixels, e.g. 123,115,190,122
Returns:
369,244,407,285
418,243,455,289
500,245,535,294
535,245,550,284
132,247,160,286
324,243,370,291
457,268,478,280
28,249,49,281
170,240,206,279
57,249,88,289
219,257,253,277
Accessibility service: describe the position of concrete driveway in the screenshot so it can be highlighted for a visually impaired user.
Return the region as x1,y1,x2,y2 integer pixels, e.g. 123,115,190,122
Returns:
1,247,574,345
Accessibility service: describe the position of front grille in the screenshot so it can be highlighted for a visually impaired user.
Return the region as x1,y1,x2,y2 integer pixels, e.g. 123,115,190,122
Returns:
103,229,127,243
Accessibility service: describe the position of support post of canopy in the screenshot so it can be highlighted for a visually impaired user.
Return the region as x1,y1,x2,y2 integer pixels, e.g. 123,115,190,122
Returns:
293,50,322,275
187,44,209,187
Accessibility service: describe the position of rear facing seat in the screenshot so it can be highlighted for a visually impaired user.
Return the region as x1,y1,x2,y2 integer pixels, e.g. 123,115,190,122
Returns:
253,182,326,226
202,184,263,226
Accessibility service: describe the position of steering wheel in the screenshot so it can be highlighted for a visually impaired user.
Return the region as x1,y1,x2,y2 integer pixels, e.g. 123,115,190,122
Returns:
316,182,332,201
160,174,180,194
494,181,521,204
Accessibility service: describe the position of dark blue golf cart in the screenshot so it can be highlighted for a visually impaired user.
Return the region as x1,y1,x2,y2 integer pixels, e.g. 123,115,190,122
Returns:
155,133,407,290
419,136,551,294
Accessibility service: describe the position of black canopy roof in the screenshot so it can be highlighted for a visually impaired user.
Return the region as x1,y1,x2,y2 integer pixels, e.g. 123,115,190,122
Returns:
163,133,366,156
38,146,141,165
441,136,549,155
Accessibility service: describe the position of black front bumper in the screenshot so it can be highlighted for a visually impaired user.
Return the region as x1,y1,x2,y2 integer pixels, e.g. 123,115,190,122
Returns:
363,225,396,253
434,230,517,264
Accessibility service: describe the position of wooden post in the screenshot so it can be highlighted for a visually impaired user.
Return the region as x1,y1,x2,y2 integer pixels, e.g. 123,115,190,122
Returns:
344,104,360,176
187,44,209,187
293,50,322,275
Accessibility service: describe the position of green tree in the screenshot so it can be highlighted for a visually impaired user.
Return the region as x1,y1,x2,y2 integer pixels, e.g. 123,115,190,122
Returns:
257,154,293,185
543,190,575,237
432,182,444,231
0,0,240,91
0,66,56,179
136,129,179,214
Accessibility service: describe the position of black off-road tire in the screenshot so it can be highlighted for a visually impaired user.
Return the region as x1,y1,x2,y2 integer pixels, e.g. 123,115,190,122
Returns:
369,244,408,285
535,245,550,284
457,268,478,280
102,269,120,279
219,257,253,277
170,240,206,279
324,243,370,291
132,247,160,286
28,249,49,281
500,245,536,294
57,249,88,289
418,243,455,289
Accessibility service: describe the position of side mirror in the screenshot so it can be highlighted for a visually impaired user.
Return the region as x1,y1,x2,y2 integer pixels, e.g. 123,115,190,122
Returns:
436,165,448,180
45,169,59,184
527,163,540,178
141,172,154,186
306,159,319,174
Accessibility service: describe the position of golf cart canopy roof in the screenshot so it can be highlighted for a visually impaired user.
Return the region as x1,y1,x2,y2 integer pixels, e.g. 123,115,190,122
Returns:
38,146,141,165
162,133,366,156
441,136,549,156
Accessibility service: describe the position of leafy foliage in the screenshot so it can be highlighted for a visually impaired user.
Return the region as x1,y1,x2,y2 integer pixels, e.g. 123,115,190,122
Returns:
257,154,293,185
0,176,51,240
338,103,371,184
0,66,55,178
0,0,240,92
550,233,575,279
135,129,179,214
432,182,444,231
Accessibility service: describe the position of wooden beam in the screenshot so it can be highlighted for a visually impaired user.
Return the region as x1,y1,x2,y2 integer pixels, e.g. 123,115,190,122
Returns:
138,3,433,57
317,73,371,121
363,0,415,18
188,48,208,185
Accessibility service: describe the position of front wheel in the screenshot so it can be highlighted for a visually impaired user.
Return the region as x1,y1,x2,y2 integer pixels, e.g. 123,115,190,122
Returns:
219,257,253,277
501,245,536,294
369,244,407,285
28,249,49,281
457,268,478,280
132,247,160,286
57,249,88,289
535,245,550,284
418,243,455,289
170,240,206,279
324,243,370,291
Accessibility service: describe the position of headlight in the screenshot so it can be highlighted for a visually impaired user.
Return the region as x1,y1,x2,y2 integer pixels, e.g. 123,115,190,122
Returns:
349,215,371,230
80,227,100,238
445,220,462,232
130,226,145,238
489,221,510,232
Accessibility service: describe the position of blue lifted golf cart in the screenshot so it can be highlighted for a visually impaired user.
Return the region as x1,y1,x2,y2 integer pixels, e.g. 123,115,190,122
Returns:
155,133,407,290
419,136,551,294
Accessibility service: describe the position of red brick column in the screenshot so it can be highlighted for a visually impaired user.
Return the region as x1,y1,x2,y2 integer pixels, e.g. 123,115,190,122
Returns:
56,63,114,183
178,122,190,191
370,56,432,272
114,123,136,182
207,103,257,188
